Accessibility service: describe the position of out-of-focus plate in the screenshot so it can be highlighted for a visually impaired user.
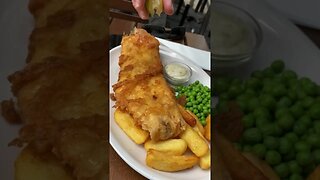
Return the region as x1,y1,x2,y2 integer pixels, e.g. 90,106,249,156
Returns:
264,0,320,29
219,0,320,84
109,45,211,180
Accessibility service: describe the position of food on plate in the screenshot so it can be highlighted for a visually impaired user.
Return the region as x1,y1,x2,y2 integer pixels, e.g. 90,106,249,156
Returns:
190,109,205,136
1,0,108,179
180,124,209,157
111,29,211,172
146,149,199,172
204,115,211,141
199,150,211,170
144,139,187,155
177,104,196,127
112,28,185,141
114,108,149,144
146,0,163,16
175,80,211,125
214,60,320,179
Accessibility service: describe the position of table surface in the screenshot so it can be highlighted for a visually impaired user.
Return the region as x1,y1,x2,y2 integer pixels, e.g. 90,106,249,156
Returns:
109,18,320,180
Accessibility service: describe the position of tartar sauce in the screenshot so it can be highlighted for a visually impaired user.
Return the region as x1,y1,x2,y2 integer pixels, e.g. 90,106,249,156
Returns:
211,10,252,56
164,62,191,85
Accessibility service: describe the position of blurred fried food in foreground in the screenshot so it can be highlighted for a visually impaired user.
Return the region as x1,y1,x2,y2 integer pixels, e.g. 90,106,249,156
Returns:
1,0,108,179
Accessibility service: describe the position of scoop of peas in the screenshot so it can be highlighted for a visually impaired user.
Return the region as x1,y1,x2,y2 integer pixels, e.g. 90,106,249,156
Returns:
214,60,320,179
175,80,211,126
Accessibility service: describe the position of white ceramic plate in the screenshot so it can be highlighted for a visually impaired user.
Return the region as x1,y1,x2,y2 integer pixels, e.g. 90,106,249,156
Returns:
264,0,320,29
109,45,211,180
219,0,320,84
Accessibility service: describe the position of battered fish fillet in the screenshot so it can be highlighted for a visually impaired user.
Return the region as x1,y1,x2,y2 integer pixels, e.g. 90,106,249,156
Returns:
113,29,185,141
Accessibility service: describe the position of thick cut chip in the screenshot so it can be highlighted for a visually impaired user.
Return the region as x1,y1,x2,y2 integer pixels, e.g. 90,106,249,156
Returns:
144,139,187,155
146,149,199,172
114,108,149,144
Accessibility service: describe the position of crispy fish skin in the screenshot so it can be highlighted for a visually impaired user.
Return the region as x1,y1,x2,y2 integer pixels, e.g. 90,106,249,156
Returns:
113,29,185,141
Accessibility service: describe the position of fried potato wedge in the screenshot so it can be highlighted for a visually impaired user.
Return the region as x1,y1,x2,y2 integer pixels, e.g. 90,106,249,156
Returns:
146,149,199,172
178,104,196,127
180,124,208,157
144,139,187,155
243,153,280,180
200,149,211,170
187,109,205,135
213,131,268,180
308,166,320,180
114,108,149,144
204,115,211,141
15,146,73,180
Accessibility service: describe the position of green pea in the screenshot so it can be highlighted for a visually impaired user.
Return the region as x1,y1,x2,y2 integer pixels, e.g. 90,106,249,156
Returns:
290,103,304,119
288,161,302,174
313,121,320,133
260,124,279,137
255,117,270,128
295,141,311,152
309,102,320,119
242,114,255,129
252,144,267,159
262,67,275,78
271,60,285,73
283,150,296,162
271,84,287,98
259,94,276,110
301,96,314,109
251,70,264,79
245,77,260,90
296,151,313,166
263,136,279,150
289,174,303,180
243,128,262,144
247,98,260,112
275,108,291,119
293,121,308,136
299,116,312,127
306,134,320,148
253,107,271,119
282,70,298,80
274,163,290,178
277,96,292,108
284,132,299,143
279,137,293,154
277,114,295,131
265,150,282,166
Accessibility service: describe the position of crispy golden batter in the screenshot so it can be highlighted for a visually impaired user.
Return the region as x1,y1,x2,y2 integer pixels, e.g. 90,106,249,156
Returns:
113,29,185,141
27,0,107,64
11,116,107,180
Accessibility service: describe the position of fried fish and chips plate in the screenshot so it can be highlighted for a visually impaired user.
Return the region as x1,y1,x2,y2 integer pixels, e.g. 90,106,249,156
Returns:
109,34,210,179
